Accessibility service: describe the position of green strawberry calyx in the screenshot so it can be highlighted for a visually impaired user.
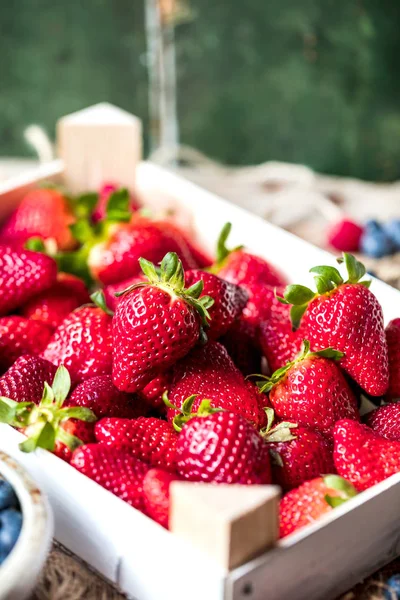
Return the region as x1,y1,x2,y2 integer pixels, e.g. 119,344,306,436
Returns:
56,188,132,285
208,222,244,273
323,475,358,508
277,253,371,330
117,252,214,329
90,290,114,316
260,407,298,444
253,340,344,393
163,392,223,432
0,365,97,454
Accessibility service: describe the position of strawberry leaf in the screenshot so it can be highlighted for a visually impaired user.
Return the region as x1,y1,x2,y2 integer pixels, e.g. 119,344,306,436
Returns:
25,237,46,253
71,192,99,220
214,222,244,266
40,382,55,406
59,407,97,422
284,285,315,306
105,189,131,223
290,304,308,330
51,366,71,406
70,220,94,245
139,258,160,283
20,422,56,453
90,290,114,316
311,347,344,360
314,275,334,295
309,265,343,286
56,427,84,451
0,398,18,424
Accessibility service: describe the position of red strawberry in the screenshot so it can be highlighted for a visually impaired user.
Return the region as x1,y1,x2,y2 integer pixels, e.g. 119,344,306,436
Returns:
168,341,268,428
176,409,271,484
95,416,178,471
112,253,213,393
0,355,57,404
333,419,400,491
68,375,147,419
92,183,140,223
0,187,76,250
184,269,248,340
281,253,389,396
71,444,148,510
42,294,113,384
257,341,359,438
0,317,53,373
261,410,335,491
259,316,304,373
364,403,400,441
0,365,96,460
221,320,262,375
211,223,287,287
279,475,357,538
138,372,172,411
0,246,57,316
21,273,90,329
385,319,400,401
143,469,180,528
88,215,198,285
327,218,363,253
241,283,286,329
103,275,146,312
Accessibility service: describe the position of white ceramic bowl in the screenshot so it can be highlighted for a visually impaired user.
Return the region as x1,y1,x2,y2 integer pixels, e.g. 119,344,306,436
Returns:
0,451,53,600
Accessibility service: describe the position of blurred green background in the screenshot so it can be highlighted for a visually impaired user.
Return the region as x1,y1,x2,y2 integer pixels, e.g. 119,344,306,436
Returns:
1,0,400,180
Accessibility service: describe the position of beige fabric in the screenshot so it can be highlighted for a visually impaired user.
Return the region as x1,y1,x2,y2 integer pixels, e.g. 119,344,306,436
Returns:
32,543,126,600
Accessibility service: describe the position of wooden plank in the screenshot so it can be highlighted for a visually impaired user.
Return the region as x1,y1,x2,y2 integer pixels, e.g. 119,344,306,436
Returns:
57,103,142,195
170,482,280,571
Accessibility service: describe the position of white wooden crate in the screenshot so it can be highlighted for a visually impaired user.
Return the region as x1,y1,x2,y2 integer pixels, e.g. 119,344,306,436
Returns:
1,156,400,600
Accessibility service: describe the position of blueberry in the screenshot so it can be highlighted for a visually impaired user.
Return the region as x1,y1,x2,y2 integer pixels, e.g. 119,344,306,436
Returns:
0,550,8,565
0,480,18,511
384,574,400,599
0,508,22,554
384,219,400,251
360,222,394,258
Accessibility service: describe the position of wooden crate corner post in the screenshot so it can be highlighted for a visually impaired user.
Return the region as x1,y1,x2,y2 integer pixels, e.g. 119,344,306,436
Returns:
57,102,142,195
169,482,280,571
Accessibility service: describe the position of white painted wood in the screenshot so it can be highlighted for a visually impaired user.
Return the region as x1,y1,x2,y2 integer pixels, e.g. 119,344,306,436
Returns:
1,157,400,599
57,103,142,194
170,483,280,570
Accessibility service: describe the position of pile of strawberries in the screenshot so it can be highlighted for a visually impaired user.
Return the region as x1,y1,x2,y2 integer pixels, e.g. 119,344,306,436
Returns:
0,182,399,539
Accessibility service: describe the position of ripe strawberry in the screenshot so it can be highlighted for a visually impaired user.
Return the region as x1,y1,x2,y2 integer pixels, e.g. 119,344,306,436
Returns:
333,419,400,491
0,366,96,460
211,223,287,287
168,341,268,428
257,341,359,438
184,269,248,339
103,275,146,312
138,372,172,410
385,319,400,401
280,253,389,396
221,320,262,375
21,273,90,329
88,215,199,285
0,246,57,316
176,409,271,484
0,187,76,250
112,253,213,393
95,416,178,471
364,403,400,441
0,355,57,404
42,293,113,384
0,317,53,373
241,284,286,329
261,409,335,491
69,375,147,419
259,316,304,373
92,183,140,223
143,469,180,529
71,444,148,510
279,475,357,538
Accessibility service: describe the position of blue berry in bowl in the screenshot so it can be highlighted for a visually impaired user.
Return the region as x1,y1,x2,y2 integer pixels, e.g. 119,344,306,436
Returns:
384,574,400,599
0,480,18,511
0,509,23,556
360,220,394,258
383,219,400,251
